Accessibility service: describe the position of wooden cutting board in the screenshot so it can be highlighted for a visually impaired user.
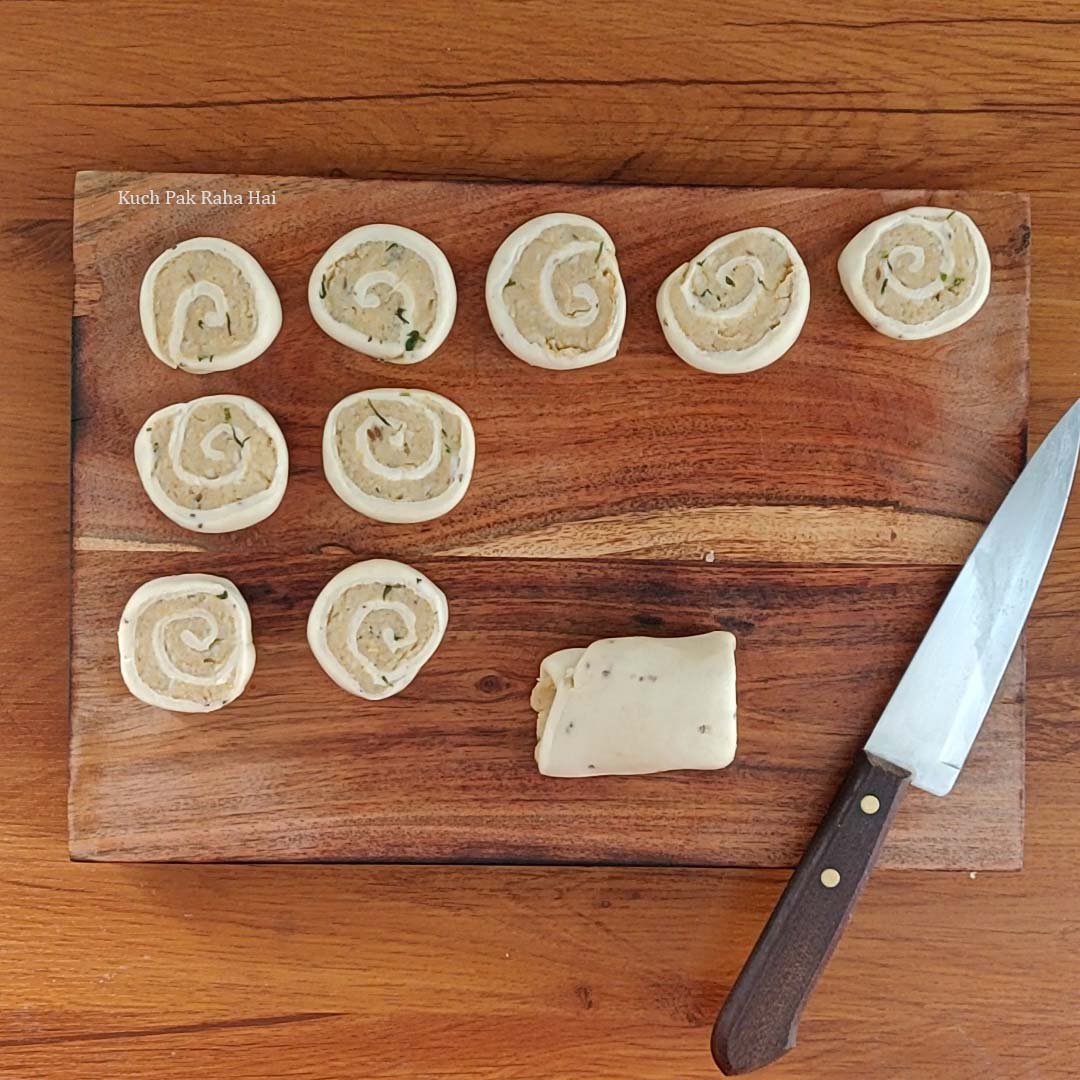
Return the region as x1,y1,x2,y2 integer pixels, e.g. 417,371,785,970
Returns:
69,171,1030,868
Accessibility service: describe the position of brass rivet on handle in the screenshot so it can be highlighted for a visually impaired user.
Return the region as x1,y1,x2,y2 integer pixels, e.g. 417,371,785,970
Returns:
860,794,881,815
820,868,841,888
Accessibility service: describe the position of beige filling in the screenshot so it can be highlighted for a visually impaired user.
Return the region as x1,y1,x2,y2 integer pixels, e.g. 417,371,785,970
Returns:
531,670,557,740
323,582,439,695
861,218,977,324
334,396,459,502
153,250,258,362
319,241,437,349
130,594,240,706
147,401,278,512
530,650,582,740
670,236,794,352
500,224,617,355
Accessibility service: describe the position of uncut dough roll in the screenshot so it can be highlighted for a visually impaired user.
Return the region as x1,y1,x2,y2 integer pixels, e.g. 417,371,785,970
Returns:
307,560,449,700
309,224,456,363
322,388,475,523
139,237,282,372
485,212,626,370
118,574,255,712
656,227,809,374
837,206,991,339
532,632,737,777
135,394,289,533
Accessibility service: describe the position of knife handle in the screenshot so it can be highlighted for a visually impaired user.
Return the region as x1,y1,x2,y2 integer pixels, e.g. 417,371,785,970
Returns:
711,750,911,1075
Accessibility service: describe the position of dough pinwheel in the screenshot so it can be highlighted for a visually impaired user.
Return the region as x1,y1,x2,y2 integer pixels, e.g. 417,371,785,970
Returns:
135,394,289,533
322,388,475,523
139,237,281,372
837,206,991,339
485,212,626,370
309,224,456,363
118,574,256,712
656,227,809,374
307,560,449,701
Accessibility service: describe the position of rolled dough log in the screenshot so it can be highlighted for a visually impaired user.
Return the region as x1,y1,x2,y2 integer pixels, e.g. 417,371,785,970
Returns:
532,631,737,777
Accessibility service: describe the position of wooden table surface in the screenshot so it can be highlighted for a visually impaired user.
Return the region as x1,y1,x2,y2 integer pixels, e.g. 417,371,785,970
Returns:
2,3,1078,1077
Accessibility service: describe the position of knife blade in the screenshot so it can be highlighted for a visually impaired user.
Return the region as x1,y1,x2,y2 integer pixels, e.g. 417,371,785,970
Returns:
712,400,1080,1076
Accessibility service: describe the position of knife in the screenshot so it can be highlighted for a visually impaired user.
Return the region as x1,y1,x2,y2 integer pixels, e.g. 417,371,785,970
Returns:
712,400,1080,1076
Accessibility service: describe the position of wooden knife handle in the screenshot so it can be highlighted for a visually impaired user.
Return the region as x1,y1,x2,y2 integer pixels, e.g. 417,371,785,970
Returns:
711,750,911,1075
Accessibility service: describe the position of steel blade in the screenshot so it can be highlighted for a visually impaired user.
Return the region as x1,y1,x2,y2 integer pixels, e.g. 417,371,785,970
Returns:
865,400,1080,795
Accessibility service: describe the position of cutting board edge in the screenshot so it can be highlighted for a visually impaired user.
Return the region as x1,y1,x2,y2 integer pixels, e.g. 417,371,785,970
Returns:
67,173,1030,870
66,842,1024,872
73,167,1034,199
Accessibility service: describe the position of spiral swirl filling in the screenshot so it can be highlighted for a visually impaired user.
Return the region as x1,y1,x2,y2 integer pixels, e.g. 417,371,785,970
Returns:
151,249,258,366
131,592,242,707
861,214,979,325
323,582,441,695
669,234,797,353
331,394,462,504
319,241,438,352
146,400,279,512
499,223,618,356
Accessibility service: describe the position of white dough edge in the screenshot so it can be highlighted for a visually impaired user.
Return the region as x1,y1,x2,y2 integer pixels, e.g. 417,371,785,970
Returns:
134,394,290,533
837,206,992,340
484,212,627,370
306,559,449,701
138,236,282,372
117,573,255,713
533,631,738,777
322,388,476,524
656,227,810,374
307,224,457,363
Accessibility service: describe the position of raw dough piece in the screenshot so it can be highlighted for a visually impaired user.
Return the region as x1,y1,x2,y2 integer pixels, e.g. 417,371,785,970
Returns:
485,212,626,369
532,632,737,777
322,388,475,523
308,224,456,363
135,394,289,533
656,227,809,374
837,206,991,339
307,560,449,700
118,574,255,712
139,237,281,372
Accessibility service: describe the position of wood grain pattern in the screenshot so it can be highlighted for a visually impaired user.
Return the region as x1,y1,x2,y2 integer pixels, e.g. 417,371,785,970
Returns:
72,172,1029,563
70,173,1028,867
3,2,1080,1077
70,552,1025,867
